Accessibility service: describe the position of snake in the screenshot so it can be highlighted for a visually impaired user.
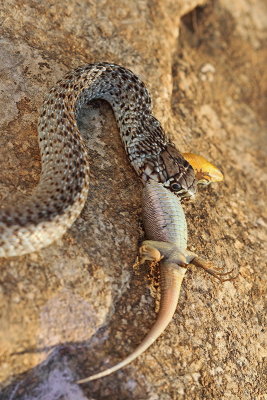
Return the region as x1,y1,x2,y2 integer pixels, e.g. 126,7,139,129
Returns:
1,62,226,383
0,62,205,258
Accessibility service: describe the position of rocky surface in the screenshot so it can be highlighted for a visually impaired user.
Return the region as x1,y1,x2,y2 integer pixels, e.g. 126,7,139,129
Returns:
0,0,266,399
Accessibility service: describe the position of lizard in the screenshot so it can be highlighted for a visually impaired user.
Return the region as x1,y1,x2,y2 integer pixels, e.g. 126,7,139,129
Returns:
77,170,235,384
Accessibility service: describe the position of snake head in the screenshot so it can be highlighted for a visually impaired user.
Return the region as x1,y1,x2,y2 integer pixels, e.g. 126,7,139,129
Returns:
182,153,224,185
160,144,197,199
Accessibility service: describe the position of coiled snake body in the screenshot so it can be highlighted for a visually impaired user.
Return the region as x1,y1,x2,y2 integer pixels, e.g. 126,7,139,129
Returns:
0,62,196,258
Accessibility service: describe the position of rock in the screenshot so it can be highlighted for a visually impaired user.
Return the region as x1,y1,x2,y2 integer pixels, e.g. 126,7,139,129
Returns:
0,0,266,399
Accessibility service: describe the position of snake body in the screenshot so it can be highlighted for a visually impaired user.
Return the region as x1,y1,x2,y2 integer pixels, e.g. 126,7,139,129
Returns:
0,62,196,258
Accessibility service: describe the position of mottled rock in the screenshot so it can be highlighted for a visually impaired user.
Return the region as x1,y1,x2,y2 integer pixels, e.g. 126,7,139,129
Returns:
0,0,266,399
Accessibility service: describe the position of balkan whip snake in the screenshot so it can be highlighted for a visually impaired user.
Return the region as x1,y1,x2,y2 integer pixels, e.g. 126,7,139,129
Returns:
0,62,198,257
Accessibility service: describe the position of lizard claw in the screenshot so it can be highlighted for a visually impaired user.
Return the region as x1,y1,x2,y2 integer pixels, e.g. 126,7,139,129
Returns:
190,256,239,282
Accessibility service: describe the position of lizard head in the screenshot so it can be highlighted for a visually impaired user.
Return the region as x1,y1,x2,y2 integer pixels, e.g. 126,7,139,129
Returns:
182,152,224,185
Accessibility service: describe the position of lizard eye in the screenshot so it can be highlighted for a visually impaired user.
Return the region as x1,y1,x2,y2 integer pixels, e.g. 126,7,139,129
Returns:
171,183,182,192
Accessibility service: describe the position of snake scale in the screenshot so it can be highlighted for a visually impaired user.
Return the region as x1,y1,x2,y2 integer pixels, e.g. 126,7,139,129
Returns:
0,62,197,258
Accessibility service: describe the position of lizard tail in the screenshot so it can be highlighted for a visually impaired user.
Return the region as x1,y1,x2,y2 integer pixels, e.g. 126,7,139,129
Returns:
76,263,186,383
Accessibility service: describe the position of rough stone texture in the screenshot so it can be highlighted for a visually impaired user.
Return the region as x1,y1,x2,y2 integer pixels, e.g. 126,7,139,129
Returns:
0,0,266,399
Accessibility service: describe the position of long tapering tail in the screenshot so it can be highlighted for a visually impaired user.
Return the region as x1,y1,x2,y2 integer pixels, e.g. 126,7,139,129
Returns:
76,262,186,383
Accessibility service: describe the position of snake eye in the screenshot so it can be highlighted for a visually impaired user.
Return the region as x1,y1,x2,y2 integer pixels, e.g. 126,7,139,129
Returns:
171,183,182,192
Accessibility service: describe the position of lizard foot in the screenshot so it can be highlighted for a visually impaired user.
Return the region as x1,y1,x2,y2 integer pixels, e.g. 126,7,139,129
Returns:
190,257,239,282
139,244,163,264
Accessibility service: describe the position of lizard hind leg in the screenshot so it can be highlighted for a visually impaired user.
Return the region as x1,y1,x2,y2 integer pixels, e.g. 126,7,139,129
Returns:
190,256,239,282
139,242,163,264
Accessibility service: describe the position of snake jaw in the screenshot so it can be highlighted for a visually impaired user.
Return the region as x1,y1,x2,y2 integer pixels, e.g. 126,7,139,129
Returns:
160,144,197,199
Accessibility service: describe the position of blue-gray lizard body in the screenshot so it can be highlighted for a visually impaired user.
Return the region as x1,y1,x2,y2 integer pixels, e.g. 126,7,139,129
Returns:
77,181,196,383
